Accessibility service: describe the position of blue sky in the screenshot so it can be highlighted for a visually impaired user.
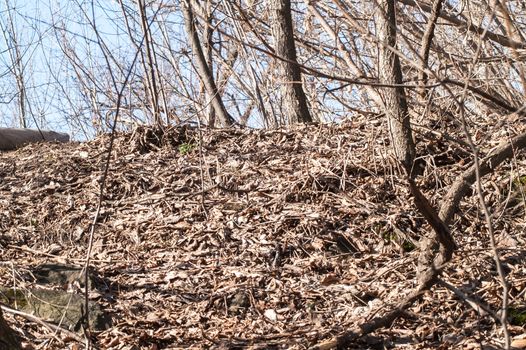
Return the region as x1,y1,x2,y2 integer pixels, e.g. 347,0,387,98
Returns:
0,0,134,139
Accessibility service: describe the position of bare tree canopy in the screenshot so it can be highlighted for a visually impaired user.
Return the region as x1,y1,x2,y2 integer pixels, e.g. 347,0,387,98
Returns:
0,0,524,132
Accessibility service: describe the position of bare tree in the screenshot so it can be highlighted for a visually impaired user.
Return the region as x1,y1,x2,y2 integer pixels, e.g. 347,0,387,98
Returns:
268,0,313,124
376,0,415,173
136,0,162,126
0,0,28,128
182,0,234,127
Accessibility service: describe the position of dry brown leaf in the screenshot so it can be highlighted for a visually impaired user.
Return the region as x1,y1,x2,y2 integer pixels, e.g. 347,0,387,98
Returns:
512,338,526,349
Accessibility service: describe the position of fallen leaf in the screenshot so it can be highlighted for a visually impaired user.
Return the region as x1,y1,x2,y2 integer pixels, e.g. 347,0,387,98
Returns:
264,309,278,321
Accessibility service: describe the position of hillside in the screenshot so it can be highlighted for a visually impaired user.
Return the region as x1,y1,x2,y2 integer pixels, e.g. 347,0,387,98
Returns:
1,119,526,349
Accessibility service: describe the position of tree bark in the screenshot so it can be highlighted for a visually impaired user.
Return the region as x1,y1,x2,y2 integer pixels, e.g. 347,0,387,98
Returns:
269,0,313,124
377,0,416,173
137,0,162,126
182,0,234,127
417,0,443,99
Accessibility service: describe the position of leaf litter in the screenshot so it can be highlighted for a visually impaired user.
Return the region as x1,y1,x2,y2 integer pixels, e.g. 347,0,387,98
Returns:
0,116,526,349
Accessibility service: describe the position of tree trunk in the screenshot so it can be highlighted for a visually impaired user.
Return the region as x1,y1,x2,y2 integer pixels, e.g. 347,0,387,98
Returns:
137,0,162,126
182,0,234,127
377,0,416,174
0,307,21,350
417,0,443,99
269,0,313,124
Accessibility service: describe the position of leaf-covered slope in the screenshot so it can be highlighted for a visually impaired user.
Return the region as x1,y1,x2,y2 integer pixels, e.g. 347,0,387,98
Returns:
1,120,525,349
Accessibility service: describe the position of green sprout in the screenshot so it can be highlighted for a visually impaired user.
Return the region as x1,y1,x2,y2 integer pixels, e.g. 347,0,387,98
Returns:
401,240,416,252
178,143,196,155
512,175,526,191
509,308,526,326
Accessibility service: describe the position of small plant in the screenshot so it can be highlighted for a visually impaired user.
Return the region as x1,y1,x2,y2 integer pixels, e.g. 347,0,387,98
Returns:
401,240,416,252
178,142,196,155
382,230,416,252
512,175,526,191
505,175,526,208
382,231,395,242
1,289,28,308
509,307,526,326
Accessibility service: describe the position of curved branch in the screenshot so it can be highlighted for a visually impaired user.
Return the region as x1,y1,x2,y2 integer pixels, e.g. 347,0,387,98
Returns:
439,130,526,225
306,130,526,349
308,284,430,350
442,78,520,115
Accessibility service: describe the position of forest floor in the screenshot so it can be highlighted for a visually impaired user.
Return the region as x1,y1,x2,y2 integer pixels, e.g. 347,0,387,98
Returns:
1,117,526,349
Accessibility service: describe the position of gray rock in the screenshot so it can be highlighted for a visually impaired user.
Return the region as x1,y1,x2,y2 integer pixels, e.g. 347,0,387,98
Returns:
0,264,111,332
0,128,70,151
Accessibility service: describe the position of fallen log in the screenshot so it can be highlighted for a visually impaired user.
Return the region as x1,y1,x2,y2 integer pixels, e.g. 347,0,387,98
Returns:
0,128,70,151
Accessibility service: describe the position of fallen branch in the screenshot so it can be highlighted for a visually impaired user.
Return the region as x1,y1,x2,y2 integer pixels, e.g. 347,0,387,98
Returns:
1,304,85,344
308,278,436,350
437,279,499,321
309,175,456,349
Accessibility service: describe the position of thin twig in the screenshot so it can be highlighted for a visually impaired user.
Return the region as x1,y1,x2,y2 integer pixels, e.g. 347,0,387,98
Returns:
437,278,500,322
78,4,145,347
453,4,511,346
1,304,85,344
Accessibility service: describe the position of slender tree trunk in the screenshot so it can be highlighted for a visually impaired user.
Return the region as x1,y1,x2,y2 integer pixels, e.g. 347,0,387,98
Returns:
203,0,217,127
182,0,234,127
2,0,27,128
222,0,272,126
269,0,313,124
137,0,162,127
417,0,443,99
377,0,416,174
